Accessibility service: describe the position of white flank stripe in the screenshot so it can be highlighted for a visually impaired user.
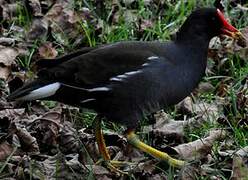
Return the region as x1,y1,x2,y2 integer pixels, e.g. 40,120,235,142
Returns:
110,77,122,82
81,98,96,103
88,87,110,92
116,74,127,79
110,70,142,82
125,70,141,76
17,82,61,101
142,63,149,67
148,56,159,60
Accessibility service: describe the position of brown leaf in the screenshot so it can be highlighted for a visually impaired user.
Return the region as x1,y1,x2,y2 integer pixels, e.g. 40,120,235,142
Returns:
143,110,185,144
192,100,223,123
180,163,201,180
29,111,61,153
174,129,227,161
143,109,214,146
196,82,215,94
0,45,19,80
45,2,79,42
176,96,193,115
236,26,248,48
38,42,58,59
0,141,14,160
0,37,15,46
1,3,19,21
0,67,11,81
0,108,25,120
28,0,42,16
58,121,79,154
14,125,40,153
140,19,153,31
20,154,87,179
134,159,158,175
27,18,48,41
0,46,18,66
230,156,248,180
235,146,248,157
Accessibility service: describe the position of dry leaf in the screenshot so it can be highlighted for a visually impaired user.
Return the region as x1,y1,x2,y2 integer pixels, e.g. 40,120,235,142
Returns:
176,96,193,115
15,126,39,153
20,154,87,179
0,141,14,160
58,121,79,154
174,129,227,161
143,110,185,144
192,100,222,123
38,42,58,59
196,82,215,94
1,3,20,21
29,111,61,153
45,2,79,42
230,156,248,180
28,0,42,16
180,163,201,180
27,18,48,41
0,37,15,46
0,46,19,80
0,108,25,120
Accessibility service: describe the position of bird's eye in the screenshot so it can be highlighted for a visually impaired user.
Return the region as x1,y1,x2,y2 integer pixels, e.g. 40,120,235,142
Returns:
211,17,216,21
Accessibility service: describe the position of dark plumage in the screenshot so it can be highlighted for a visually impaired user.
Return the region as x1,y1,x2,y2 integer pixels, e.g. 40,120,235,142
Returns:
8,8,240,129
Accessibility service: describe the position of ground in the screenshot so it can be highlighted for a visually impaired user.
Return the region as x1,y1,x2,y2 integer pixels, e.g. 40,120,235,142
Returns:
0,0,247,179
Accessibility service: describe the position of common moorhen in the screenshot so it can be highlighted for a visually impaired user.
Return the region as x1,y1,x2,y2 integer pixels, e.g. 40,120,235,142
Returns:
8,8,244,172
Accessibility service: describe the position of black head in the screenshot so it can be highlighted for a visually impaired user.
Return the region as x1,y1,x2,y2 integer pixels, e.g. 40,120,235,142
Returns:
176,8,239,42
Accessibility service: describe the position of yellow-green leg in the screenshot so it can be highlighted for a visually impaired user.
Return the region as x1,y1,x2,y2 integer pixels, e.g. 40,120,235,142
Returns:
94,115,131,174
126,129,186,168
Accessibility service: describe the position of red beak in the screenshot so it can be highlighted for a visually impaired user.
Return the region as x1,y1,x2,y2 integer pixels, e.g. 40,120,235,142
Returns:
216,9,243,39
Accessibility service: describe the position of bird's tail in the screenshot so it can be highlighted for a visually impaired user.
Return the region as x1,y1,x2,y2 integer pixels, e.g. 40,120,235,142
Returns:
7,80,61,101
7,79,110,106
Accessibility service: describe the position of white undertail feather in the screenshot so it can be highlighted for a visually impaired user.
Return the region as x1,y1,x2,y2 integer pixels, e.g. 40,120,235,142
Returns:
88,87,110,92
16,82,61,101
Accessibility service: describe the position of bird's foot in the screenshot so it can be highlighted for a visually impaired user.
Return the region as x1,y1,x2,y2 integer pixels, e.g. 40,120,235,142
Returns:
94,115,136,174
96,159,137,175
126,130,186,168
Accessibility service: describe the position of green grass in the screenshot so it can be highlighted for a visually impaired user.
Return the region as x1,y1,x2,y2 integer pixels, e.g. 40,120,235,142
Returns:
3,0,248,179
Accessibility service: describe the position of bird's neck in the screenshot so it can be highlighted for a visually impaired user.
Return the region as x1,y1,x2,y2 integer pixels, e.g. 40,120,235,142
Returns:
176,34,211,49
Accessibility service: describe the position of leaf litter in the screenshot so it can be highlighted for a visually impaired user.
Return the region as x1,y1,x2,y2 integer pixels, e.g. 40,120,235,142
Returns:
0,0,247,179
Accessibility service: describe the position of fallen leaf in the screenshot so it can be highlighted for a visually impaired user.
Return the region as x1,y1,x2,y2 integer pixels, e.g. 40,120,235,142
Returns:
14,125,40,153
230,156,248,180
1,3,19,21
38,42,58,59
0,141,14,160
28,0,42,16
0,67,11,81
45,2,79,43
0,37,15,46
143,109,216,147
0,45,19,80
0,46,18,66
235,146,248,157
180,163,201,180
0,108,25,120
143,110,185,144
28,111,61,154
58,121,79,154
196,82,215,94
174,129,227,161
192,100,222,123
27,17,48,41
236,26,248,48
20,153,87,179
176,96,194,115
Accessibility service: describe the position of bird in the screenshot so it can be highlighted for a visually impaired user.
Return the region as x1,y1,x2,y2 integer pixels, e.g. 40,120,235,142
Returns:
8,7,244,173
